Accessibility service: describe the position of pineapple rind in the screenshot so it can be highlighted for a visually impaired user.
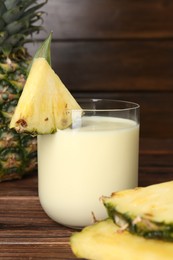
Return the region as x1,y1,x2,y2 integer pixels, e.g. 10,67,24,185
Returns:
0,126,37,180
70,219,173,260
103,181,173,241
0,55,37,181
0,0,47,181
105,204,173,241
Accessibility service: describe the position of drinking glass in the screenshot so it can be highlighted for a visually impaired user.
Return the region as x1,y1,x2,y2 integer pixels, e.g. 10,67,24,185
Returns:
38,99,140,228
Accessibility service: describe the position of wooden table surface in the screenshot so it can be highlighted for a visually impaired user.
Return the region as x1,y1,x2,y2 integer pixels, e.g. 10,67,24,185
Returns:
0,138,173,260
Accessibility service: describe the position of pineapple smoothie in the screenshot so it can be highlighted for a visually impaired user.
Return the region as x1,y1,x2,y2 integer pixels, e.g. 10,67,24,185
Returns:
38,114,139,228
8,36,139,228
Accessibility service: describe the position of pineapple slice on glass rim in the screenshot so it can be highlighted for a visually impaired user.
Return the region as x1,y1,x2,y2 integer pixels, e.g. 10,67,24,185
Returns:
10,34,82,135
10,57,81,134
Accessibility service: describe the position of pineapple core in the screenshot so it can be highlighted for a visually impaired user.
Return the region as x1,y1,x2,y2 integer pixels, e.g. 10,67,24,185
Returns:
10,58,81,134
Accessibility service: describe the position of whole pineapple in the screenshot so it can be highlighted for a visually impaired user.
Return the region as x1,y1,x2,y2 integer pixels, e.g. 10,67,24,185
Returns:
0,0,47,181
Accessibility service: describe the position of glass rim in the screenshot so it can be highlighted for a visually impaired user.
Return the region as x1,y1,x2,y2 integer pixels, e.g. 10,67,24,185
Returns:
68,98,140,112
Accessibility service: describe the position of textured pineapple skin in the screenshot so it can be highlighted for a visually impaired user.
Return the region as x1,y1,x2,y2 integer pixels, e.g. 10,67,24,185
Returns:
0,55,37,181
70,219,173,260
0,0,47,181
102,181,173,241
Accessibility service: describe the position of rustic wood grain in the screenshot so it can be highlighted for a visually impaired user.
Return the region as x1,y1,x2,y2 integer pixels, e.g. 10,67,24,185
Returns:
26,0,173,94
0,139,173,259
0,1,173,259
0,172,38,196
139,139,173,186
0,197,78,259
25,0,173,140
74,92,173,139
27,40,173,92
24,39,173,139
38,0,173,40
0,245,77,260
0,132,172,259
0,139,173,195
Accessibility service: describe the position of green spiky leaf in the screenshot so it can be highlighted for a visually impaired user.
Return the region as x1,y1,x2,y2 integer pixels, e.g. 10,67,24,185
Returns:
0,1,6,16
0,0,48,56
27,32,52,73
4,0,20,9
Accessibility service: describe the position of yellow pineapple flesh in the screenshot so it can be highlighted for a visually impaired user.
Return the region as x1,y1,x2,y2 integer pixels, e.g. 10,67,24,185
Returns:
70,219,173,260
10,57,81,134
102,181,173,241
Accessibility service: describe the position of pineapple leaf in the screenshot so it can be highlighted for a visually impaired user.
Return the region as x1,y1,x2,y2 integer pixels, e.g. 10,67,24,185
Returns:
6,20,25,35
5,3,46,35
19,0,47,11
0,1,6,16
2,6,23,24
5,34,24,46
23,1,48,18
27,32,52,73
0,0,48,56
0,32,8,45
0,17,5,30
4,0,20,9
19,26,45,39
3,0,47,25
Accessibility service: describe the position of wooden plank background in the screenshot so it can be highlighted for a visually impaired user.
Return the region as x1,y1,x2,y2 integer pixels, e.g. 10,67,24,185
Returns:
26,0,173,138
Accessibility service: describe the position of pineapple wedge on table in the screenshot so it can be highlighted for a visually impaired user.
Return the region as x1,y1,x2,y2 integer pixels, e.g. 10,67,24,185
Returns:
0,0,47,181
102,181,173,241
71,181,173,260
71,219,173,260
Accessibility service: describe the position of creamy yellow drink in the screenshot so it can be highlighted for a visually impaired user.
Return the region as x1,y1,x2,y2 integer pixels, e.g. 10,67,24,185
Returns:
38,116,139,228
8,36,139,229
